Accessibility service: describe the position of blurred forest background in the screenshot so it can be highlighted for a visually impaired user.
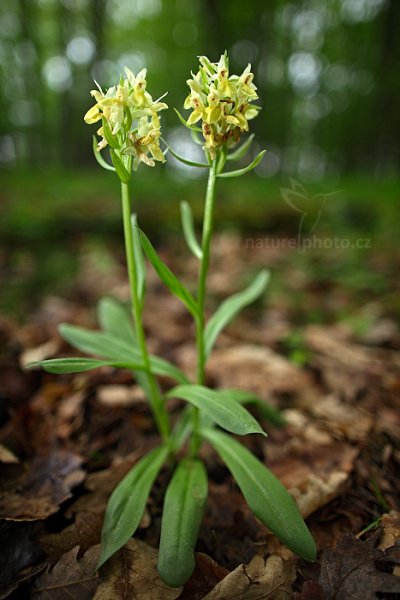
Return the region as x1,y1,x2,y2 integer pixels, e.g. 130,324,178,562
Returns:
0,0,399,316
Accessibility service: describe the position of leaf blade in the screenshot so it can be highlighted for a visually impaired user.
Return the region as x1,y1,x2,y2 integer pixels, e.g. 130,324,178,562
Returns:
158,459,208,586
226,133,255,162
204,270,270,357
217,150,266,178
168,385,266,437
29,357,142,374
203,429,316,562
219,389,285,427
98,446,169,567
180,201,202,260
139,231,199,318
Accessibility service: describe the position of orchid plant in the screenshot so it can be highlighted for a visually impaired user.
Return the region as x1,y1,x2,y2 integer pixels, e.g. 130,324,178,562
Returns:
30,53,316,587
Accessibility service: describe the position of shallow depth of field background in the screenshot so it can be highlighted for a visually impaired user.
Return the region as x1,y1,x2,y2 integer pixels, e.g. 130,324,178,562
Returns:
0,0,399,317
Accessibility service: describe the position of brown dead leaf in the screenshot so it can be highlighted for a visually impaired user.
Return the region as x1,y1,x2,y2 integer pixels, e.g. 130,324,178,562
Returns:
0,449,85,520
0,444,19,464
40,510,103,561
318,534,400,599
31,545,99,599
180,553,229,600
378,511,400,551
94,539,181,600
268,439,358,518
20,339,59,369
207,345,309,396
96,384,146,407
202,553,296,600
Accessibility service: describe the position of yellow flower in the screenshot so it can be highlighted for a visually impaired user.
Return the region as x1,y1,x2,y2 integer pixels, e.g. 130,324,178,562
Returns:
84,67,167,169
183,51,260,158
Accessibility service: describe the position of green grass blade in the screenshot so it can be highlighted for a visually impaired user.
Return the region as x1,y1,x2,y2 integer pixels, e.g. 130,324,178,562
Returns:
139,231,199,318
203,429,316,562
98,446,169,567
217,150,266,178
173,108,202,132
158,459,208,587
180,201,202,260
168,385,266,437
204,270,269,357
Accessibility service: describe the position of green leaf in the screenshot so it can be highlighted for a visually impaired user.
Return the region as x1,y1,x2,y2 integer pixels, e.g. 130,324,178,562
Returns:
217,150,266,178
227,134,255,162
173,108,202,132
139,231,199,318
204,270,270,357
158,459,208,587
59,324,139,361
92,136,115,171
163,139,208,168
98,446,169,567
190,129,203,146
28,357,141,374
170,406,193,451
167,385,266,437
101,117,119,149
97,297,136,346
150,355,190,384
59,324,189,384
131,214,146,303
110,149,131,183
219,389,285,428
203,429,316,562
180,201,202,260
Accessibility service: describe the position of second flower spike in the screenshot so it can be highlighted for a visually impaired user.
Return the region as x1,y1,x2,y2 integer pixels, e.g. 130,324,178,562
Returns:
84,67,168,172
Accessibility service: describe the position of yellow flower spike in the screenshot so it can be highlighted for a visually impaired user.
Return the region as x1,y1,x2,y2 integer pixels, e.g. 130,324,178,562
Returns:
183,51,260,155
84,65,168,171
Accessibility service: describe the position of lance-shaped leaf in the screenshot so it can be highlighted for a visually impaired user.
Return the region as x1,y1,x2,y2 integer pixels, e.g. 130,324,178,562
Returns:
180,201,202,260
174,108,202,132
97,297,136,346
218,389,285,428
158,459,208,587
92,136,115,171
139,231,199,318
98,446,169,567
59,324,189,384
29,357,143,374
204,270,270,357
110,149,131,183
203,429,317,562
167,385,266,437
163,140,209,168
217,150,266,178
227,133,255,162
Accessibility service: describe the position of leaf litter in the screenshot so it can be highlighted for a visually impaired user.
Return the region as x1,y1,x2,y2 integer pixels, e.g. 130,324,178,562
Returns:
0,232,399,598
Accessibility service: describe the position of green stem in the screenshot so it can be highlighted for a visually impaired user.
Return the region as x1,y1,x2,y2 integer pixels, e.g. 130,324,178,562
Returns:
191,157,217,455
121,181,170,443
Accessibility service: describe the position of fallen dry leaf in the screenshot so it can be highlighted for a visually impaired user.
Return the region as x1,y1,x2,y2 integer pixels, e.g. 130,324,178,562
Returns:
94,539,181,600
318,534,400,599
0,449,85,521
180,553,229,600
207,345,310,396
378,511,400,551
202,553,296,600
31,545,99,599
96,384,146,407
0,444,19,464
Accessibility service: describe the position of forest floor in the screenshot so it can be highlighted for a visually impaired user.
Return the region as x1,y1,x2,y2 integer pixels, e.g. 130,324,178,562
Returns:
1,230,400,599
